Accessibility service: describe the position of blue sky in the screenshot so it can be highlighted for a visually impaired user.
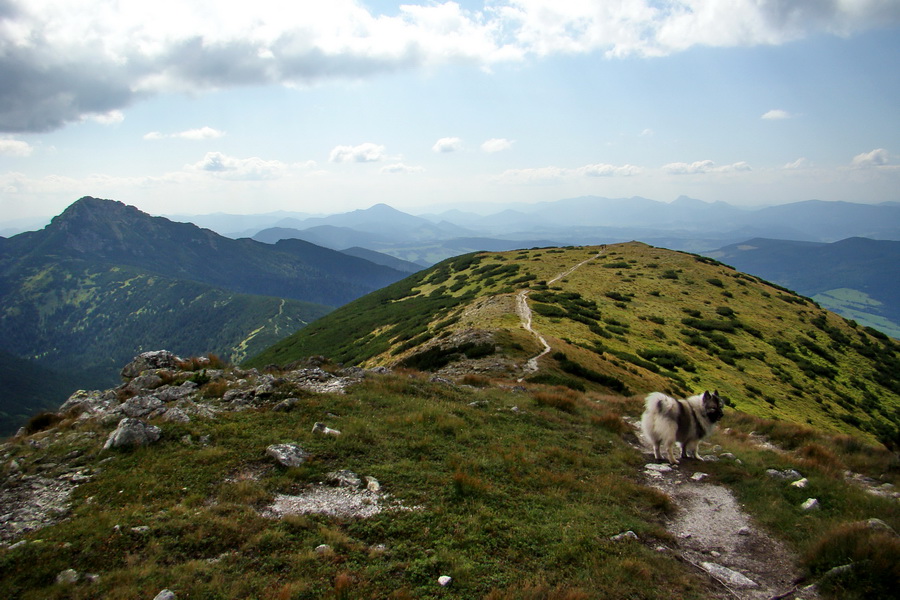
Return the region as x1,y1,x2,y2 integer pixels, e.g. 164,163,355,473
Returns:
1,1,899,224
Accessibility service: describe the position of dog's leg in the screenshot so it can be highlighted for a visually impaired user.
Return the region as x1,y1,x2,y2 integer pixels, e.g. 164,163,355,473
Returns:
652,441,662,461
666,444,678,465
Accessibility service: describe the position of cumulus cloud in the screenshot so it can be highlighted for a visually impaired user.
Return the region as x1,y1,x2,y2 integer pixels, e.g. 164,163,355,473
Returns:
851,148,891,167
3,1,897,133
481,138,513,153
329,142,387,163
663,160,751,174
432,137,463,153
761,109,793,120
0,138,34,157
498,162,640,183
145,126,225,140
188,151,287,180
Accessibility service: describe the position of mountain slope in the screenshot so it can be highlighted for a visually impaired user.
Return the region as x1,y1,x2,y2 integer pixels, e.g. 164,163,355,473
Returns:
706,237,900,337
248,243,900,447
4,197,406,306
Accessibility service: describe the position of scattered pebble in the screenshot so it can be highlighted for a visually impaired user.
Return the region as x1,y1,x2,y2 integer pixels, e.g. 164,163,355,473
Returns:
801,498,819,511
438,575,452,587
700,562,760,589
610,531,638,541
691,472,708,482
790,478,808,488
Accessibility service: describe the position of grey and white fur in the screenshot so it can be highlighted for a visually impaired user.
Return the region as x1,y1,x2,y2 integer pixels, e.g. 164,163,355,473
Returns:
641,390,725,464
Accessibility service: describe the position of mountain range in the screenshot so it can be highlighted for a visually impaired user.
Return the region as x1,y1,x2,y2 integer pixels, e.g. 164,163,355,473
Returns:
0,197,410,433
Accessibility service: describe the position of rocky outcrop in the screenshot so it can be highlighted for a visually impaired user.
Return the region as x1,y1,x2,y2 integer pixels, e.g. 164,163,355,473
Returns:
103,418,162,450
1,351,388,544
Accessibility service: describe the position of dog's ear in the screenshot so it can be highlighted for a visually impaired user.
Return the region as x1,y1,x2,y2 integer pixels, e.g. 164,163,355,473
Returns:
702,390,711,401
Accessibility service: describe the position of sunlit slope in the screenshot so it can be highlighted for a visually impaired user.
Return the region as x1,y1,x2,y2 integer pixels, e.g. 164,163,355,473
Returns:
248,242,900,446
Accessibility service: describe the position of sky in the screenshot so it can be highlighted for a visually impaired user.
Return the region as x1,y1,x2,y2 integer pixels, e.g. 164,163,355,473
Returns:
1,0,899,225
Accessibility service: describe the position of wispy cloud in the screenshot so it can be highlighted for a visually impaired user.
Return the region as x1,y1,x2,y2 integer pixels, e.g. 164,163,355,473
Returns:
3,1,897,133
663,160,751,174
329,143,387,163
761,109,793,120
497,162,641,183
432,137,463,153
145,126,225,141
380,162,424,174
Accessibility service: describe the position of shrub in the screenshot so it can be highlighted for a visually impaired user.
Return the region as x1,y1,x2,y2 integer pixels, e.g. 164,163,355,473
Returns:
533,390,579,413
803,522,900,599
21,411,63,435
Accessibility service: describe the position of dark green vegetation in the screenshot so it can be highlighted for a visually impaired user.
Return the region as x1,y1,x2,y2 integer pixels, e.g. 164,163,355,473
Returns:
0,350,82,436
0,197,410,433
1,366,897,599
249,243,900,449
706,237,900,338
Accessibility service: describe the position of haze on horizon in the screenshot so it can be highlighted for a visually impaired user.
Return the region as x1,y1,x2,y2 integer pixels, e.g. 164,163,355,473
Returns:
1,1,899,224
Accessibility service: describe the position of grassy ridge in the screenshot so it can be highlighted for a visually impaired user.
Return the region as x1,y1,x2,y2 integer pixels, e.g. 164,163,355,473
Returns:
248,243,900,448
1,367,897,598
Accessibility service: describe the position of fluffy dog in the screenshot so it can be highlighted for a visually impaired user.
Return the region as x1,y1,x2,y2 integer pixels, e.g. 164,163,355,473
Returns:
641,390,724,464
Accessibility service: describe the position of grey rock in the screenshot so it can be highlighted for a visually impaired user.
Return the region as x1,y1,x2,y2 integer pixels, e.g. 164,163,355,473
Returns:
153,590,177,600
266,444,310,468
644,463,673,473
365,476,381,492
103,418,162,450
56,568,79,584
737,526,751,536
438,575,452,587
700,562,759,589
720,452,736,460
161,408,191,423
801,498,820,511
154,382,198,402
272,398,300,412
690,472,708,481
314,544,332,554
58,389,119,417
611,531,638,541
120,373,164,395
791,478,809,488
116,396,164,418
121,350,182,379
327,470,361,489
865,518,897,535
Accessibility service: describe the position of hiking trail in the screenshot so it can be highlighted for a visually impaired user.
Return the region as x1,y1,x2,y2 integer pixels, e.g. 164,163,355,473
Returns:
517,250,604,373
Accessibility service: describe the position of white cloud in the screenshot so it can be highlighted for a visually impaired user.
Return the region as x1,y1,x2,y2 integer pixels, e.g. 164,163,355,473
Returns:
761,109,792,120
481,138,513,153
851,148,891,167
88,110,125,125
380,162,424,174
783,157,811,169
5,1,897,133
174,126,226,140
497,162,641,183
188,151,287,180
432,137,463,153
663,160,751,174
329,142,387,163
640,128,654,137
0,138,34,157
145,126,225,140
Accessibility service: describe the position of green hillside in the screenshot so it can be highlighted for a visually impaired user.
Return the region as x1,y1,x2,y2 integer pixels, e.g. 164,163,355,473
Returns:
249,243,900,448
1,259,331,373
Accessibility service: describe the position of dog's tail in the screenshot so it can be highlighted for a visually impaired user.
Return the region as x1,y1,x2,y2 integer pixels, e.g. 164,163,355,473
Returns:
644,391,678,418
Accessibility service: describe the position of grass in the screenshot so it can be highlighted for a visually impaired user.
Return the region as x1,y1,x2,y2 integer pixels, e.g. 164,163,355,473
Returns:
1,372,715,599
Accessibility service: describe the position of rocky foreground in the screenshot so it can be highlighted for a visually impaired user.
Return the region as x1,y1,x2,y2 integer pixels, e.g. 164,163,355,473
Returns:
0,350,389,543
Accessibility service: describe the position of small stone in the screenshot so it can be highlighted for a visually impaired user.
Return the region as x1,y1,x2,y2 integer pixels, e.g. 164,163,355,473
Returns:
84,573,100,583
438,575,452,587
720,452,736,460
153,590,177,600
312,422,341,436
327,470,362,489
365,476,381,492
314,544,332,555
102,418,162,450
272,398,300,412
611,531,638,541
737,526,751,536
56,569,79,584
645,463,673,473
131,526,150,533
801,498,819,511
791,478,808,488
691,472,708,481
784,469,802,480
865,518,896,534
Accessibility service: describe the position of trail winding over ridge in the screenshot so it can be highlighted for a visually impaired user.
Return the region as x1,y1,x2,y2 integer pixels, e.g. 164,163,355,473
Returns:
517,250,604,373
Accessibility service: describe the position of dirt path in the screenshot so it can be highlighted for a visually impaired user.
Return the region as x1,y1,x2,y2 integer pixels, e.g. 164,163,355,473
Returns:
629,422,816,600
517,250,603,373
